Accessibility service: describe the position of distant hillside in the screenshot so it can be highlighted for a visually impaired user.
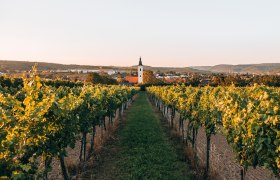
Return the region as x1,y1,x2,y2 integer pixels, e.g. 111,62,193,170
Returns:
189,66,212,71
5,60,278,74
131,65,210,73
0,60,108,72
191,63,280,74
0,60,210,74
271,67,280,74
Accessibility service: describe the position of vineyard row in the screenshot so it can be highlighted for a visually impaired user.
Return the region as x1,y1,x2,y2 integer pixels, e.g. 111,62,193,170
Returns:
0,70,138,179
147,85,280,179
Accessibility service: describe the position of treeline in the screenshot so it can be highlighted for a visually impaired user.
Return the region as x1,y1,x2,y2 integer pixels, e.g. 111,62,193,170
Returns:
208,74,280,87
0,71,118,92
185,74,280,87
136,73,280,87
0,76,23,95
0,76,83,94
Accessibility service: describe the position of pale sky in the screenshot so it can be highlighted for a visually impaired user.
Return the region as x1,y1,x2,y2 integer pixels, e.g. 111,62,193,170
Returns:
0,0,280,67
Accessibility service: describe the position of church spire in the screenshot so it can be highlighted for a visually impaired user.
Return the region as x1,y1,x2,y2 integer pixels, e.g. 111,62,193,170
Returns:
139,56,143,66
138,56,143,84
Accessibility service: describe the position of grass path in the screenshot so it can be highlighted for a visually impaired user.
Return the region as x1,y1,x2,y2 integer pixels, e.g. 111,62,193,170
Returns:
89,92,192,179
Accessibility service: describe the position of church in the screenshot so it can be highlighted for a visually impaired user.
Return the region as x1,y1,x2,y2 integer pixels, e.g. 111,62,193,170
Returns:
125,57,143,84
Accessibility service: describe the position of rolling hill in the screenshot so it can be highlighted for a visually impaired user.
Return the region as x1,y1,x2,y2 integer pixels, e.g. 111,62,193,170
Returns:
131,65,209,73
191,63,280,74
0,60,116,72
0,60,209,74
1,60,279,74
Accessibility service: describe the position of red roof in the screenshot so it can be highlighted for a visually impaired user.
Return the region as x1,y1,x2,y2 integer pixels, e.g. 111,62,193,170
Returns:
125,76,138,83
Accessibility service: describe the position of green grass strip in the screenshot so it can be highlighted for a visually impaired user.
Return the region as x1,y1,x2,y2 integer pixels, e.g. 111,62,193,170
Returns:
115,92,192,179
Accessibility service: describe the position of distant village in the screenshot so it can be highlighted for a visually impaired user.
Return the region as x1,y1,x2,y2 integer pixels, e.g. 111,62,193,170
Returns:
0,58,280,87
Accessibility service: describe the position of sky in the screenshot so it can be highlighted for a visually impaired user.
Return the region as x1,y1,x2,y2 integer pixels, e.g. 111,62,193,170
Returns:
0,0,280,67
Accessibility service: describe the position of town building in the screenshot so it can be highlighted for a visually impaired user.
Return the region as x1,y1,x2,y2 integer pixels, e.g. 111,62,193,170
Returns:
125,57,144,84
138,57,143,83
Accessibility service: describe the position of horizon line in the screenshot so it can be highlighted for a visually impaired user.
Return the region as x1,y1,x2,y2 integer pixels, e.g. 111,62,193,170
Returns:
0,59,279,68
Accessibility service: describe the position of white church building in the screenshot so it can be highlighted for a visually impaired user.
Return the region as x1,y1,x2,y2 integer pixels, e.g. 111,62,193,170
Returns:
124,57,144,84
138,57,143,84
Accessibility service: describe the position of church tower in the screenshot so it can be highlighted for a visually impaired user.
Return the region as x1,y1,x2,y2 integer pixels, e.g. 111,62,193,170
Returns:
138,57,143,84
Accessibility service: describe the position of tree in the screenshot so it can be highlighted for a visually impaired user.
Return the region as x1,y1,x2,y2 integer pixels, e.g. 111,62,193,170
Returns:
86,73,103,84
86,72,117,85
143,70,162,84
102,75,118,85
